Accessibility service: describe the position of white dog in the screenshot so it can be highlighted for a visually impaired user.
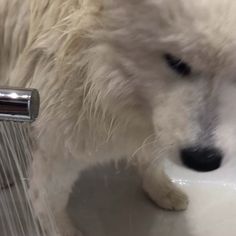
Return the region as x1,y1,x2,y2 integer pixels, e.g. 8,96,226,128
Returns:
1,0,236,235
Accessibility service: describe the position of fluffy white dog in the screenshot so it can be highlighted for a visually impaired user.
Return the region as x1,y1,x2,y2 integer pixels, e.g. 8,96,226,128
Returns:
1,0,235,235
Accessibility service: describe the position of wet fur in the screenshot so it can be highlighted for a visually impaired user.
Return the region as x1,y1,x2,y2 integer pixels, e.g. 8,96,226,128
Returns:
2,0,236,235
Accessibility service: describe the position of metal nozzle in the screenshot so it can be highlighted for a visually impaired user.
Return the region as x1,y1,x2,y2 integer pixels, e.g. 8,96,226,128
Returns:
0,88,40,122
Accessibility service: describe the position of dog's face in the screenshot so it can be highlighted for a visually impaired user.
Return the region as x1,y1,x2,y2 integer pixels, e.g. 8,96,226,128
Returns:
102,0,236,167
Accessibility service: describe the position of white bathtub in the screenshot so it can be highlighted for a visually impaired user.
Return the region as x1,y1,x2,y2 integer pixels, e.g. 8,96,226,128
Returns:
1,156,236,236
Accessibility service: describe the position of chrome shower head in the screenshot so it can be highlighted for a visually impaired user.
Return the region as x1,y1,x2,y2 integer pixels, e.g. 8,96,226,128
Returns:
0,88,40,122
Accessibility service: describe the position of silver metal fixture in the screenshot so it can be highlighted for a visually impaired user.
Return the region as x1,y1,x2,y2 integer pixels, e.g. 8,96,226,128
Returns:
0,88,40,122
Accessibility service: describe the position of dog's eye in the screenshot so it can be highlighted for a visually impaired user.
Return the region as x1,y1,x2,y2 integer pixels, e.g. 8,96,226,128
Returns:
164,53,191,77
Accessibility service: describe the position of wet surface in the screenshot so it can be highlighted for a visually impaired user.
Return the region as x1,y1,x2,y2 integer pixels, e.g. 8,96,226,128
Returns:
1,157,236,236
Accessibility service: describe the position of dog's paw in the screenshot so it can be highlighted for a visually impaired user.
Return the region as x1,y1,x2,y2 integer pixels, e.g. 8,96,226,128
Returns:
154,187,188,211
142,173,189,211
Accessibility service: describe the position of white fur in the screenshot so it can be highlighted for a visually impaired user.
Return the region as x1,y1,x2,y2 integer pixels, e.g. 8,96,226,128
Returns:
2,0,236,235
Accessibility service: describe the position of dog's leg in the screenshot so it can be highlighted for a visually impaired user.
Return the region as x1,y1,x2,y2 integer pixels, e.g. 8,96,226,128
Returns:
29,150,83,236
141,160,188,211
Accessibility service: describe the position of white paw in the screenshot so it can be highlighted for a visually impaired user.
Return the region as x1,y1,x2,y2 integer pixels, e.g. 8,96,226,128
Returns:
154,187,189,211
142,174,189,211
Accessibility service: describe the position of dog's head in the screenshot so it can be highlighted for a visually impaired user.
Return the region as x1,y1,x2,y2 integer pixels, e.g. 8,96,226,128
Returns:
97,0,236,170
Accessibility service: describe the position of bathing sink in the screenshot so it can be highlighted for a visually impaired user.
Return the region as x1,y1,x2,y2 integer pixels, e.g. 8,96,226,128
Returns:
1,156,236,236
163,157,236,236
68,157,236,236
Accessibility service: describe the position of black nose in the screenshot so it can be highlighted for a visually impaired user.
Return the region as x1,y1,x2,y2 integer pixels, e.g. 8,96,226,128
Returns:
180,146,223,172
